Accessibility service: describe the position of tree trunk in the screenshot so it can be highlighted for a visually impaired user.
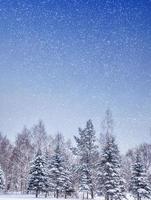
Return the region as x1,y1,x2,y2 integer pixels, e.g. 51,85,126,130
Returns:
91,189,94,199
56,189,59,198
137,193,139,200
45,192,48,198
36,190,38,198
87,191,89,199
106,194,109,200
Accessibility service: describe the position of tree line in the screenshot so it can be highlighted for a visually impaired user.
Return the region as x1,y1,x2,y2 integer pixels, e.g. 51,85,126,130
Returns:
0,110,151,200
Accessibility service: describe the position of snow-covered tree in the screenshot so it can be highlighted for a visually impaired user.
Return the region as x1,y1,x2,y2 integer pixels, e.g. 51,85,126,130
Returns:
49,133,73,198
28,149,48,198
44,149,51,197
0,133,13,192
74,120,98,199
129,152,151,200
79,163,90,198
10,127,34,193
98,133,126,200
63,166,74,198
97,109,114,196
0,166,5,191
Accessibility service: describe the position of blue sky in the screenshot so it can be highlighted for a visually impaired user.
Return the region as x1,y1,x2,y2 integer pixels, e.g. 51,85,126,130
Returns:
0,0,151,152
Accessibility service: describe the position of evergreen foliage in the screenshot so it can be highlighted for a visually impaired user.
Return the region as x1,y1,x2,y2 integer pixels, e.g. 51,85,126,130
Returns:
74,120,98,199
129,152,151,200
98,134,126,200
28,149,48,198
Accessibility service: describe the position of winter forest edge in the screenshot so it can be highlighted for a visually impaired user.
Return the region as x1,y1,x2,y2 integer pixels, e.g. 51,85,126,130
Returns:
0,110,150,200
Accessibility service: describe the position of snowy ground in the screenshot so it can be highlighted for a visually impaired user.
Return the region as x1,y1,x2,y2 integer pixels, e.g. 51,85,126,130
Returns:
0,194,134,200
0,194,51,200
0,194,80,200
0,194,48,199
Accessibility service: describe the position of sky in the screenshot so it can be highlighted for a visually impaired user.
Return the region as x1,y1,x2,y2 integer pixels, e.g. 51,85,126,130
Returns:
0,0,151,153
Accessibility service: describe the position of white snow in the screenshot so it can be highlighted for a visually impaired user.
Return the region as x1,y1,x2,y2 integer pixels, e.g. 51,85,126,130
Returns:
0,194,135,200
0,194,59,200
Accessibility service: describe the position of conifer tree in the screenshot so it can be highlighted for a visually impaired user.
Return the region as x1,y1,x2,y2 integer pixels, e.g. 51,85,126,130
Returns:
44,149,51,197
63,166,74,198
97,110,126,200
99,134,126,200
129,152,151,200
49,133,73,198
74,120,98,199
27,149,48,198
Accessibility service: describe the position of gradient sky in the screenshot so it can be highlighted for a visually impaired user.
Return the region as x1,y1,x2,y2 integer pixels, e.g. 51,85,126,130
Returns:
0,0,151,153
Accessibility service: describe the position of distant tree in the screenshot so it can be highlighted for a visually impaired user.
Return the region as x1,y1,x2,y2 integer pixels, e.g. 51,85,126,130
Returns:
138,143,151,171
74,120,98,199
8,146,21,191
28,149,48,198
32,120,47,152
102,109,114,136
8,127,34,193
0,133,13,192
121,154,133,192
129,152,151,200
99,109,114,153
124,143,151,190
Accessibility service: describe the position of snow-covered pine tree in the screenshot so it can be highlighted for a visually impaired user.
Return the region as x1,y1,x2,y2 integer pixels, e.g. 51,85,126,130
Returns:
0,166,5,191
44,149,51,197
129,152,151,200
79,163,90,199
27,149,48,198
97,109,113,196
74,120,98,199
63,166,74,199
99,133,126,200
96,160,104,196
49,133,73,198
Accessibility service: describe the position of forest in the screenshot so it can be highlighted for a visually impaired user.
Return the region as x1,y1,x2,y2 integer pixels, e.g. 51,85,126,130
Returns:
0,110,150,200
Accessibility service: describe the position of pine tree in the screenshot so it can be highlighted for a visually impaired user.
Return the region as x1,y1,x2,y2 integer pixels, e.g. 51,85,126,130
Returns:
49,133,73,198
129,152,151,200
79,163,90,198
97,109,126,200
0,166,5,191
96,160,104,196
99,134,126,200
44,149,51,197
27,149,48,198
74,120,98,199
63,166,74,198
